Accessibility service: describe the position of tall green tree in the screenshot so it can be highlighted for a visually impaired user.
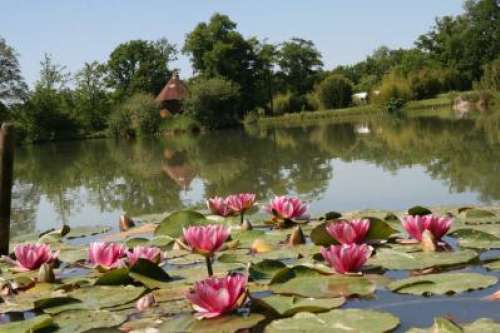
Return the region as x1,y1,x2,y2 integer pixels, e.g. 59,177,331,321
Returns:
0,37,27,109
106,38,177,100
276,38,323,95
74,61,110,131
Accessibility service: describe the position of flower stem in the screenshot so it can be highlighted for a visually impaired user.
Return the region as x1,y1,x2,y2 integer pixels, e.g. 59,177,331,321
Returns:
205,256,213,276
240,212,244,225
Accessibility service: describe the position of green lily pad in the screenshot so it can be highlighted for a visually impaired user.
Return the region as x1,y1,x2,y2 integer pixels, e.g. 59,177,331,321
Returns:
269,265,328,285
68,285,145,309
407,317,500,333
58,245,88,263
324,211,342,220
0,283,60,313
270,275,375,298
310,218,396,246
65,225,111,239
154,210,208,238
156,313,266,333
52,309,127,333
249,259,287,282
449,229,500,249
252,294,345,317
265,308,400,332
95,268,132,286
462,208,500,225
0,314,54,332
484,259,500,271
128,258,171,288
388,272,498,296
367,248,478,270
125,237,150,248
408,206,432,216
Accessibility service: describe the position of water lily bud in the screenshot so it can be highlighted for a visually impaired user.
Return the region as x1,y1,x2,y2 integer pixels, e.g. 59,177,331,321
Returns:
119,215,135,231
421,230,437,252
289,226,306,246
38,263,55,283
241,219,253,231
136,293,156,312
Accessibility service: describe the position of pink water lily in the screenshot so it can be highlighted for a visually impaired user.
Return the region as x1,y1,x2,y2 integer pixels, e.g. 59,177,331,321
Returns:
320,244,373,274
186,273,247,319
88,242,126,270
183,224,230,257
402,215,453,241
207,197,233,217
2,243,57,272
226,193,256,214
127,246,163,267
265,196,308,220
326,219,370,244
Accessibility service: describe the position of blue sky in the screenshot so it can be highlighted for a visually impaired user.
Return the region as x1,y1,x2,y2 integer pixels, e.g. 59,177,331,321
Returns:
1,1,464,86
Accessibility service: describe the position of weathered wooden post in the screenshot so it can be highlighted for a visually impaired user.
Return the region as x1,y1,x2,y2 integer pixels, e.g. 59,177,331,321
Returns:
0,123,15,255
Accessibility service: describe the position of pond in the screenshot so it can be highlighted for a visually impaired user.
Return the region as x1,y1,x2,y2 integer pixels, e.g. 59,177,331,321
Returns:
3,109,500,332
12,110,500,237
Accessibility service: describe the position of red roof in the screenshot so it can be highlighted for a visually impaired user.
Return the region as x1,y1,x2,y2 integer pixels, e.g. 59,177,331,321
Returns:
156,72,188,102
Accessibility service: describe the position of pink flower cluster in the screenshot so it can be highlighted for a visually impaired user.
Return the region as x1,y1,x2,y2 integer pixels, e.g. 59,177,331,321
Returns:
207,193,256,217
265,196,308,220
321,218,373,274
2,243,58,272
401,214,453,241
88,242,163,270
182,224,230,257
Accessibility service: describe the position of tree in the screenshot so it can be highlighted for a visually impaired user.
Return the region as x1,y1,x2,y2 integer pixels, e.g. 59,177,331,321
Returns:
183,13,263,112
107,39,177,100
0,37,27,107
276,38,323,95
74,61,110,130
108,93,160,137
315,74,353,109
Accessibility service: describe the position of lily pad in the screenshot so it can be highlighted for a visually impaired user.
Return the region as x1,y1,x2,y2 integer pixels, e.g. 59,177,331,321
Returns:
128,258,171,288
484,259,500,271
66,225,111,239
367,248,478,270
94,268,132,286
58,245,88,263
252,294,345,317
154,210,208,238
388,272,498,296
249,259,287,282
449,229,500,249
270,275,375,298
408,206,432,216
269,265,328,285
52,309,127,333
407,317,500,333
310,218,396,246
0,314,54,332
68,285,145,309
265,308,400,332
156,313,266,333
462,208,500,225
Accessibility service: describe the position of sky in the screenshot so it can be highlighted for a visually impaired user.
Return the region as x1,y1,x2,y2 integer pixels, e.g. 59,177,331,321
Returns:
1,1,464,86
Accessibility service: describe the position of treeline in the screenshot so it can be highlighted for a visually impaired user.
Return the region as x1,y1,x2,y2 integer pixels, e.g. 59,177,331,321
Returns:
0,0,499,141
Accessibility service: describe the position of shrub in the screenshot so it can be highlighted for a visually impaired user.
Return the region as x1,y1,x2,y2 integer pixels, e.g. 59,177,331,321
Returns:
407,69,442,100
272,92,306,115
373,73,412,112
315,74,353,109
478,57,500,92
108,93,160,137
185,77,241,129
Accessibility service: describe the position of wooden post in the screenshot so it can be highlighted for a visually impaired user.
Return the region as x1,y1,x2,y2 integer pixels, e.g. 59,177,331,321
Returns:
0,123,15,255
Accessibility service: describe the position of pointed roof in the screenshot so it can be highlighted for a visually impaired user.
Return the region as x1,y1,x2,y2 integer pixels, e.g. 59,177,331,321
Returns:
156,71,188,102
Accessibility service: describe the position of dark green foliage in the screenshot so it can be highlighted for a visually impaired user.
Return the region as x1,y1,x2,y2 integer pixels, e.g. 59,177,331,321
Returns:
315,74,353,109
272,92,307,115
373,73,411,112
185,77,241,129
0,36,27,106
108,93,160,137
407,69,442,100
478,57,500,91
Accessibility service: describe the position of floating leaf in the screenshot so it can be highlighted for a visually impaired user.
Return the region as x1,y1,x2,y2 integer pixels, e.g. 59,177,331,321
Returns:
128,258,171,289
269,265,327,285
52,309,127,333
154,210,208,238
388,272,497,296
0,283,60,313
68,285,145,309
0,314,54,332
252,294,344,317
58,245,88,263
485,259,500,271
462,208,500,225
408,206,432,216
249,260,286,282
156,313,265,333
94,268,131,286
270,275,375,298
367,248,477,270
265,308,400,332
125,237,150,248
407,317,500,333
324,211,342,220
449,229,500,249
310,218,396,246
66,225,111,239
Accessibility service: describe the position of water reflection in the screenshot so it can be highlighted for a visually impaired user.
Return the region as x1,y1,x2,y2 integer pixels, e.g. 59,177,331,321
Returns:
12,111,500,234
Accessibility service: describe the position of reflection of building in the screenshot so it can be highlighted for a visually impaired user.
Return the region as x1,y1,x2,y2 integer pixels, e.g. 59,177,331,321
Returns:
156,72,188,118
161,148,196,189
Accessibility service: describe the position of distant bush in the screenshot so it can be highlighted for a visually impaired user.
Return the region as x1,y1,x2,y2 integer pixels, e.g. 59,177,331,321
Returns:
272,92,306,115
108,93,160,137
407,69,442,100
185,77,241,129
477,57,500,92
315,74,353,109
305,92,321,111
373,73,412,112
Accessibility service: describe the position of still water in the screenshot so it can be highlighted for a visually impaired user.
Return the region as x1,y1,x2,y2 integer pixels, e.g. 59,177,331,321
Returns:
11,111,500,237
